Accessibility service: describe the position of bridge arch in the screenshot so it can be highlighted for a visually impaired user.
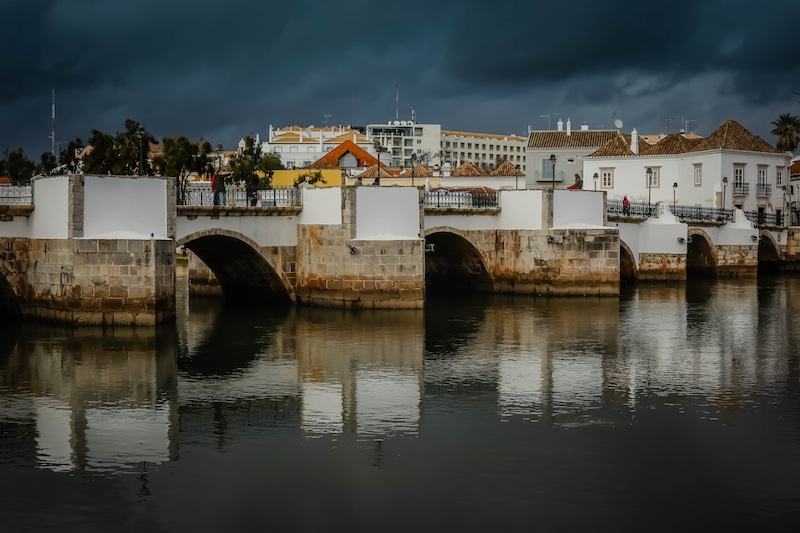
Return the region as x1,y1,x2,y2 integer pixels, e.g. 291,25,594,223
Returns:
423,226,493,293
757,231,781,273
619,240,637,283
0,272,21,318
686,228,717,277
177,229,294,304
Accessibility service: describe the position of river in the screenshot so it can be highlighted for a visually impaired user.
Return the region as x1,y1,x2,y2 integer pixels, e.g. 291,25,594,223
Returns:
1,271,799,532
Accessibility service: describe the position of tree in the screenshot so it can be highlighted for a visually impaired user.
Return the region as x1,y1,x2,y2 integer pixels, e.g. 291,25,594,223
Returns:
81,120,155,175
770,113,800,153
58,137,84,173
256,151,284,185
229,136,265,206
0,148,36,185
294,170,326,187
152,136,213,204
37,152,57,175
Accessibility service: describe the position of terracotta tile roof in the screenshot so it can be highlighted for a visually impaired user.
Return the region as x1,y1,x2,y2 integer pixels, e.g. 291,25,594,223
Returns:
691,120,779,154
490,160,524,176
586,134,640,157
450,161,484,177
359,164,393,179
641,133,703,155
328,131,370,144
790,160,800,176
527,130,619,149
271,132,321,144
309,140,379,169
442,130,525,142
401,163,433,177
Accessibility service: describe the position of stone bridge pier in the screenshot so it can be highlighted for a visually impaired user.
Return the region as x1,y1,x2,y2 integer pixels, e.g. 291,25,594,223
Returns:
0,175,175,326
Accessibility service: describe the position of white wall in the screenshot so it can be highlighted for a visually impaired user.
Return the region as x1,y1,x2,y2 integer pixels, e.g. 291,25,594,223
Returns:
177,215,300,247
423,189,544,231
298,187,342,226
356,186,420,240
30,175,70,239
440,176,518,189
553,190,605,228
83,176,168,239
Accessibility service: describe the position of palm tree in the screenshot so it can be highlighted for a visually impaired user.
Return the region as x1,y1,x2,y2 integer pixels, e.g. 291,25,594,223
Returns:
770,113,800,153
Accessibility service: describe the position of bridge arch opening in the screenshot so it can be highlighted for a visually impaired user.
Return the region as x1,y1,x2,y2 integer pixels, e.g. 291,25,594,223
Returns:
424,231,493,294
686,230,717,278
181,234,292,305
619,241,637,284
0,274,21,319
757,233,781,274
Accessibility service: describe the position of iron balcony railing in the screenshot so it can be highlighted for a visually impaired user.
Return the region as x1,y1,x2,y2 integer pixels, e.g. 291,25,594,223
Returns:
424,189,498,208
181,186,301,207
743,211,778,226
671,204,734,222
733,183,749,196
607,199,656,217
0,185,32,204
756,184,772,197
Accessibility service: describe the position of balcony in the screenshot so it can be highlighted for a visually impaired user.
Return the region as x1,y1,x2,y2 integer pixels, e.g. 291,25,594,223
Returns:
732,183,749,196
533,169,564,182
756,184,772,197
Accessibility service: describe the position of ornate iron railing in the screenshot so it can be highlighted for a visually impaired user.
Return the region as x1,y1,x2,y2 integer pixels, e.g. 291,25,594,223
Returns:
0,186,32,204
181,186,301,207
671,204,734,222
756,184,772,197
608,199,789,226
743,210,778,226
733,183,749,196
607,199,655,217
424,189,498,208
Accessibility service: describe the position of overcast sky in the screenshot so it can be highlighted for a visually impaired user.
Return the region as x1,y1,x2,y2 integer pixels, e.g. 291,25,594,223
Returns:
2,0,799,157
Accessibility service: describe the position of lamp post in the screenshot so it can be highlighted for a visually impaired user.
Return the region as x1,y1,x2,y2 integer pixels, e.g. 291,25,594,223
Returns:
593,172,598,191
411,152,417,187
374,139,382,179
646,167,653,216
672,182,678,210
722,176,728,210
515,164,521,190
782,185,788,226
549,154,556,190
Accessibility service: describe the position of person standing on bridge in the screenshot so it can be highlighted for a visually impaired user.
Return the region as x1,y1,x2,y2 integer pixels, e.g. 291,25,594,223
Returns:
622,195,630,216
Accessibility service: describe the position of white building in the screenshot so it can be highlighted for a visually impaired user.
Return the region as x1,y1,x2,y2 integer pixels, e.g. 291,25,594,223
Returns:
366,120,441,169
525,119,619,189
262,125,375,169
583,120,790,219
440,130,527,172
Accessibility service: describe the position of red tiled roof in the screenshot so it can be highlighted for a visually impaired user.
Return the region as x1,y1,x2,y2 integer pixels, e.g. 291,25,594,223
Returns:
691,120,779,154
359,164,392,179
310,140,380,169
586,134,643,157
527,130,619,149
450,161,484,177
442,130,525,142
790,160,800,176
490,160,524,176
642,133,703,155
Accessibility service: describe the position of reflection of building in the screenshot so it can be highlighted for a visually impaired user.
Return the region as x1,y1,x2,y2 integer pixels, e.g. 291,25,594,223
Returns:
0,333,178,473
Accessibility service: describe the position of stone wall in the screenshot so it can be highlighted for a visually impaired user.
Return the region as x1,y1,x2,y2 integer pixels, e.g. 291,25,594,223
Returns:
638,253,687,281
714,244,758,277
295,188,425,309
783,228,800,271
442,227,620,296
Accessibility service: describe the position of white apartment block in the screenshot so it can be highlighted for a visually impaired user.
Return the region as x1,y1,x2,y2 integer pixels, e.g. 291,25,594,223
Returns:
440,130,527,172
261,125,376,169
366,120,441,169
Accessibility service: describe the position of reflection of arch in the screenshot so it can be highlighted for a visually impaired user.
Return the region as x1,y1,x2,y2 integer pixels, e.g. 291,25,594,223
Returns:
757,231,781,273
177,230,294,304
619,240,637,283
423,227,493,293
686,229,717,277
0,272,21,319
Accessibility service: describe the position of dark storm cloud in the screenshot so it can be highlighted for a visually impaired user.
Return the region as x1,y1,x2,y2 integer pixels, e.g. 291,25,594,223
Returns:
2,0,799,156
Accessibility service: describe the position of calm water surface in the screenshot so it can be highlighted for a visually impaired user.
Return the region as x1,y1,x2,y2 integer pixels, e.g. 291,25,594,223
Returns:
1,272,799,532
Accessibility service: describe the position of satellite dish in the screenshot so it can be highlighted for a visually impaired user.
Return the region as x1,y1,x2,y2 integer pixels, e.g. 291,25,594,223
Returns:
614,119,623,129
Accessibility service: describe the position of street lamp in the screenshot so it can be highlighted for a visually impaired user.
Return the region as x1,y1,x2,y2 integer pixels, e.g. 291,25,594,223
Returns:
646,167,653,216
411,152,417,187
782,185,788,226
549,154,556,189
722,176,728,210
374,139,382,174
515,164,521,190
672,182,678,210
593,172,598,191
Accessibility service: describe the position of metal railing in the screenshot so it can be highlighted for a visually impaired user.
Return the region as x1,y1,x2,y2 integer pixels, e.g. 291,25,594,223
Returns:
181,186,301,207
532,169,564,182
0,186,32,204
743,211,778,226
756,184,772,197
733,183,749,196
424,189,498,208
672,204,734,222
608,199,790,226
607,199,656,217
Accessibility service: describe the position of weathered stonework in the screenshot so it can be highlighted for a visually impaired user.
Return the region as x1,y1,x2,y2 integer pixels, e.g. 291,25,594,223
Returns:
637,253,687,281
714,244,758,277
295,188,425,309
783,228,800,271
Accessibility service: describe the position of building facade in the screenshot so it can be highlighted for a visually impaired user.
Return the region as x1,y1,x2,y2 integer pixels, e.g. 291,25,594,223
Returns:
262,126,376,169
440,130,527,173
365,120,441,170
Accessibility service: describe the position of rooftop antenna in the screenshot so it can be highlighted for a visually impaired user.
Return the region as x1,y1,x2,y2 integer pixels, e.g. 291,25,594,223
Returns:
681,117,696,134
540,113,558,130
661,117,675,133
395,84,399,121
49,89,56,156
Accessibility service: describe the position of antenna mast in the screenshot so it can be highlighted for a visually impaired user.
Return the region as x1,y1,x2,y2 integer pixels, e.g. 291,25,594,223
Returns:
395,84,399,121
50,89,56,156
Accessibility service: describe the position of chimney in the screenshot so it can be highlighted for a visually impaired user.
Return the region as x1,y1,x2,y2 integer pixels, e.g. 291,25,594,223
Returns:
581,122,589,131
557,119,564,131
566,118,571,136
631,128,639,155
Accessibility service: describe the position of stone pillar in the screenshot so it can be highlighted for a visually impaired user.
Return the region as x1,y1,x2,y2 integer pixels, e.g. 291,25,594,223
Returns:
295,187,424,309
637,253,687,281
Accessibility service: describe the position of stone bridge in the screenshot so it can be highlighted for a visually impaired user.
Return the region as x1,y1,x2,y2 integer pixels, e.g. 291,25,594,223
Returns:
2,174,799,326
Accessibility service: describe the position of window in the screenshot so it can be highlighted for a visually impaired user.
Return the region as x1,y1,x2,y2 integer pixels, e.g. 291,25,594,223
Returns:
601,168,614,189
467,143,472,149
647,167,660,188
734,165,744,187
694,164,702,186
489,144,494,151
777,168,784,186
567,158,575,164
416,139,421,144
460,142,465,149
757,166,767,186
